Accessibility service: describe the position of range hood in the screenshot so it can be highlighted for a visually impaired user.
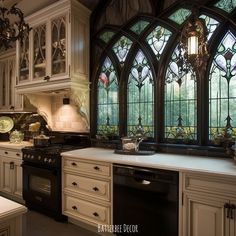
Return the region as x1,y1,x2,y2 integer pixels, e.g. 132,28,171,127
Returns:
16,78,90,132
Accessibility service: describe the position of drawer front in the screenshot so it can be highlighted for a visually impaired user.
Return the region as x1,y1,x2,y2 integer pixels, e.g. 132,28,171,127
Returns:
0,149,22,159
64,195,110,225
64,159,110,177
184,173,236,197
64,173,110,201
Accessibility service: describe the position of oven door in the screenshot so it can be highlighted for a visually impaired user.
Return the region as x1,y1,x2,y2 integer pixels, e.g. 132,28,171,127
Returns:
22,163,60,212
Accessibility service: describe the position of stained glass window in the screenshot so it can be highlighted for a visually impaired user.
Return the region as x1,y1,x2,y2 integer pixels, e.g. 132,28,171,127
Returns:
130,20,150,35
199,15,220,41
165,46,197,141
127,50,154,137
112,36,133,63
214,0,236,13
168,8,191,25
99,31,115,43
209,31,236,141
97,57,119,137
146,25,172,60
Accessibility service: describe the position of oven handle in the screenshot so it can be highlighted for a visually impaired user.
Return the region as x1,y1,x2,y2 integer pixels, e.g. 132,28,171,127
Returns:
21,163,58,175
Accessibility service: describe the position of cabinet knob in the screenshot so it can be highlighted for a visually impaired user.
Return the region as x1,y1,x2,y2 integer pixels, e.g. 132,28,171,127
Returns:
72,182,77,186
16,153,20,156
94,166,100,171
93,212,99,217
4,151,8,155
93,187,99,192
71,162,77,166
44,75,50,81
72,206,77,210
10,161,14,170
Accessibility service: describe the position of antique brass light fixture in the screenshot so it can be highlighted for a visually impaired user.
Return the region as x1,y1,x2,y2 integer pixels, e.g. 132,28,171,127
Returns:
0,0,31,50
178,10,209,76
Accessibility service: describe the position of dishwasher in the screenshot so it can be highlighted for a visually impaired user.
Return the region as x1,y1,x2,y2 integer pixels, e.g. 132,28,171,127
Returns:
113,164,179,236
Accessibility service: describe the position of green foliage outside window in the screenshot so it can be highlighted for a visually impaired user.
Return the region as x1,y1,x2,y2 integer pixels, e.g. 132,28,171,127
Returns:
168,8,191,25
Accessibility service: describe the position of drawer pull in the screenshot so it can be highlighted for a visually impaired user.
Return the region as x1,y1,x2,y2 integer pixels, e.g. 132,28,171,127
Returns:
72,182,78,186
93,187,99,192
10,161,14,170
16,153,20,156
230,204,235,219
224,203,230,218
71,162,77,166
4,151,8,155
94,166,100,171
72,206,77,210
93,212,99,217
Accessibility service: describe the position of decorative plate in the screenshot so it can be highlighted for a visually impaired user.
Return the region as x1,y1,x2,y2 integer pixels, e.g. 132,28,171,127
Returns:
0,116,14,133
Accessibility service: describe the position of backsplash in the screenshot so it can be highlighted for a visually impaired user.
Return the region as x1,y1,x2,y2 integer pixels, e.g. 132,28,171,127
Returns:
0,113,47,141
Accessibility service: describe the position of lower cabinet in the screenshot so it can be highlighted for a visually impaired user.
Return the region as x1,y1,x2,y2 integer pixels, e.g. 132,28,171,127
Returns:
183,173,236,236
62,157,112,227
0,150,23,201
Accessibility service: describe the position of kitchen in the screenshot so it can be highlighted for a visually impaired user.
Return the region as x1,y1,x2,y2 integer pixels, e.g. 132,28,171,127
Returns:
0,0,236,235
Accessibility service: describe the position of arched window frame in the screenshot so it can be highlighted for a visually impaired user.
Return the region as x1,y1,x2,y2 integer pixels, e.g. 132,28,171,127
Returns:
90,1,236,156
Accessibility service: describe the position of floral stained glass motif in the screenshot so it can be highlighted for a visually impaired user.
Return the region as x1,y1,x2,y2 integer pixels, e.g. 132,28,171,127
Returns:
199,15,220,41
209,31,236,141
146,25,172,60
130,20,150,35
112,36,133,63
168,8,191,25
214,0,236,13
165,46,197,141
127,50,154,138
97,57,119,137
99,31,115,43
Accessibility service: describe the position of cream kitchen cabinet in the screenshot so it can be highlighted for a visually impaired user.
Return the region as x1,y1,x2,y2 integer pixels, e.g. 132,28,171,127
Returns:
62,157,112,227
0,149,23,202
182,172,236,236
0,51,24,111
16,0,90,93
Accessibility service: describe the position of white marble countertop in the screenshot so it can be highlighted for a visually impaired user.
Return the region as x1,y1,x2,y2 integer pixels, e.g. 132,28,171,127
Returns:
62,147,236,177
0,197,27,221
0,141,32,150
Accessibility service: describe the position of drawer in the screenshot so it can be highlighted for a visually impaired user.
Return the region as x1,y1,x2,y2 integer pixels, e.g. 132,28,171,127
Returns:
64,195,110,225
64,173,110,201
183,173,236,197
0,149,22,159
64,159,110,177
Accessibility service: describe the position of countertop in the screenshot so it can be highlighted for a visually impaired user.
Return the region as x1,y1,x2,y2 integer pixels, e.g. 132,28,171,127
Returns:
0,141,33,150
0,197,27,221
62,147,236,177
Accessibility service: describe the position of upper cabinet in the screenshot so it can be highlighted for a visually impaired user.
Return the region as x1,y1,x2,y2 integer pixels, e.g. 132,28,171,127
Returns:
16,0,91,93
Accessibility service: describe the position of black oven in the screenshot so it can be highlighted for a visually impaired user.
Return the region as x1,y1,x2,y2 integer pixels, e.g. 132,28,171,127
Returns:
22,162,63,220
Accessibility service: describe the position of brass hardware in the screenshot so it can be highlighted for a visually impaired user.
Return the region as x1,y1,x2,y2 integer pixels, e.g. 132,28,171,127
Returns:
72,206,77,210
4,151,8,155
94,166,100,171
72,182,77,186
71,162,77,166
10,162,14,170
93,212,99,217
93,187,99,192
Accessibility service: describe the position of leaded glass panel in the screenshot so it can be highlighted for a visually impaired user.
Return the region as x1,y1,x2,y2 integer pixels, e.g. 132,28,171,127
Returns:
127,50,154,137
214,0,236,13
97,57,119,137
209,31,236,141
168,8,191,25
165,46,197,141
130,20,150,35
99,31,115,43
199,15,220,41
112,36,133,63
146,25,172,60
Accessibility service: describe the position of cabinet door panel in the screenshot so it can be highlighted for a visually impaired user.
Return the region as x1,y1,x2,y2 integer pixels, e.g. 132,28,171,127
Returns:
12,160,23,197
0,158,12,194
184,193,226,236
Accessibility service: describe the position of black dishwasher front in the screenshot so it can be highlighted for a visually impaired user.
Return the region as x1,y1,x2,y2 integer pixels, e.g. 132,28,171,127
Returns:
113,164,179,236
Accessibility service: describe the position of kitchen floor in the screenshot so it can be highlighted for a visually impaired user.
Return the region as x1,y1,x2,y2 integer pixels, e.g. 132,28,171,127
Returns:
23,211,100,236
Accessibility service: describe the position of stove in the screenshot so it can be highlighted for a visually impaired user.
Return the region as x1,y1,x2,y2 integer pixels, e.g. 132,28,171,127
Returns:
21,133,90,221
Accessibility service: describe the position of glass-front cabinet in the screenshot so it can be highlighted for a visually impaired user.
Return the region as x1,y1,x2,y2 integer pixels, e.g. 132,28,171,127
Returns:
16,0,90,91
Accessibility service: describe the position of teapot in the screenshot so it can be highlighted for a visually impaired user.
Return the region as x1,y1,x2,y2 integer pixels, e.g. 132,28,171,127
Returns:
9,130,24,144
121,136,143,152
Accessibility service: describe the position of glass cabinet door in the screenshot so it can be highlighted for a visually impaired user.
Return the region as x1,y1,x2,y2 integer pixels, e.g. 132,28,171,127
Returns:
33,24,46,79
19,33,30,82
51,15,67,76
0,61,7,107
8,58,15,107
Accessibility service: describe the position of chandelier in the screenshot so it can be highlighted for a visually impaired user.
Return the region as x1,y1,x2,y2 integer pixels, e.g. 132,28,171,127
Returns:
0,0,31,50
178,10,209,77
